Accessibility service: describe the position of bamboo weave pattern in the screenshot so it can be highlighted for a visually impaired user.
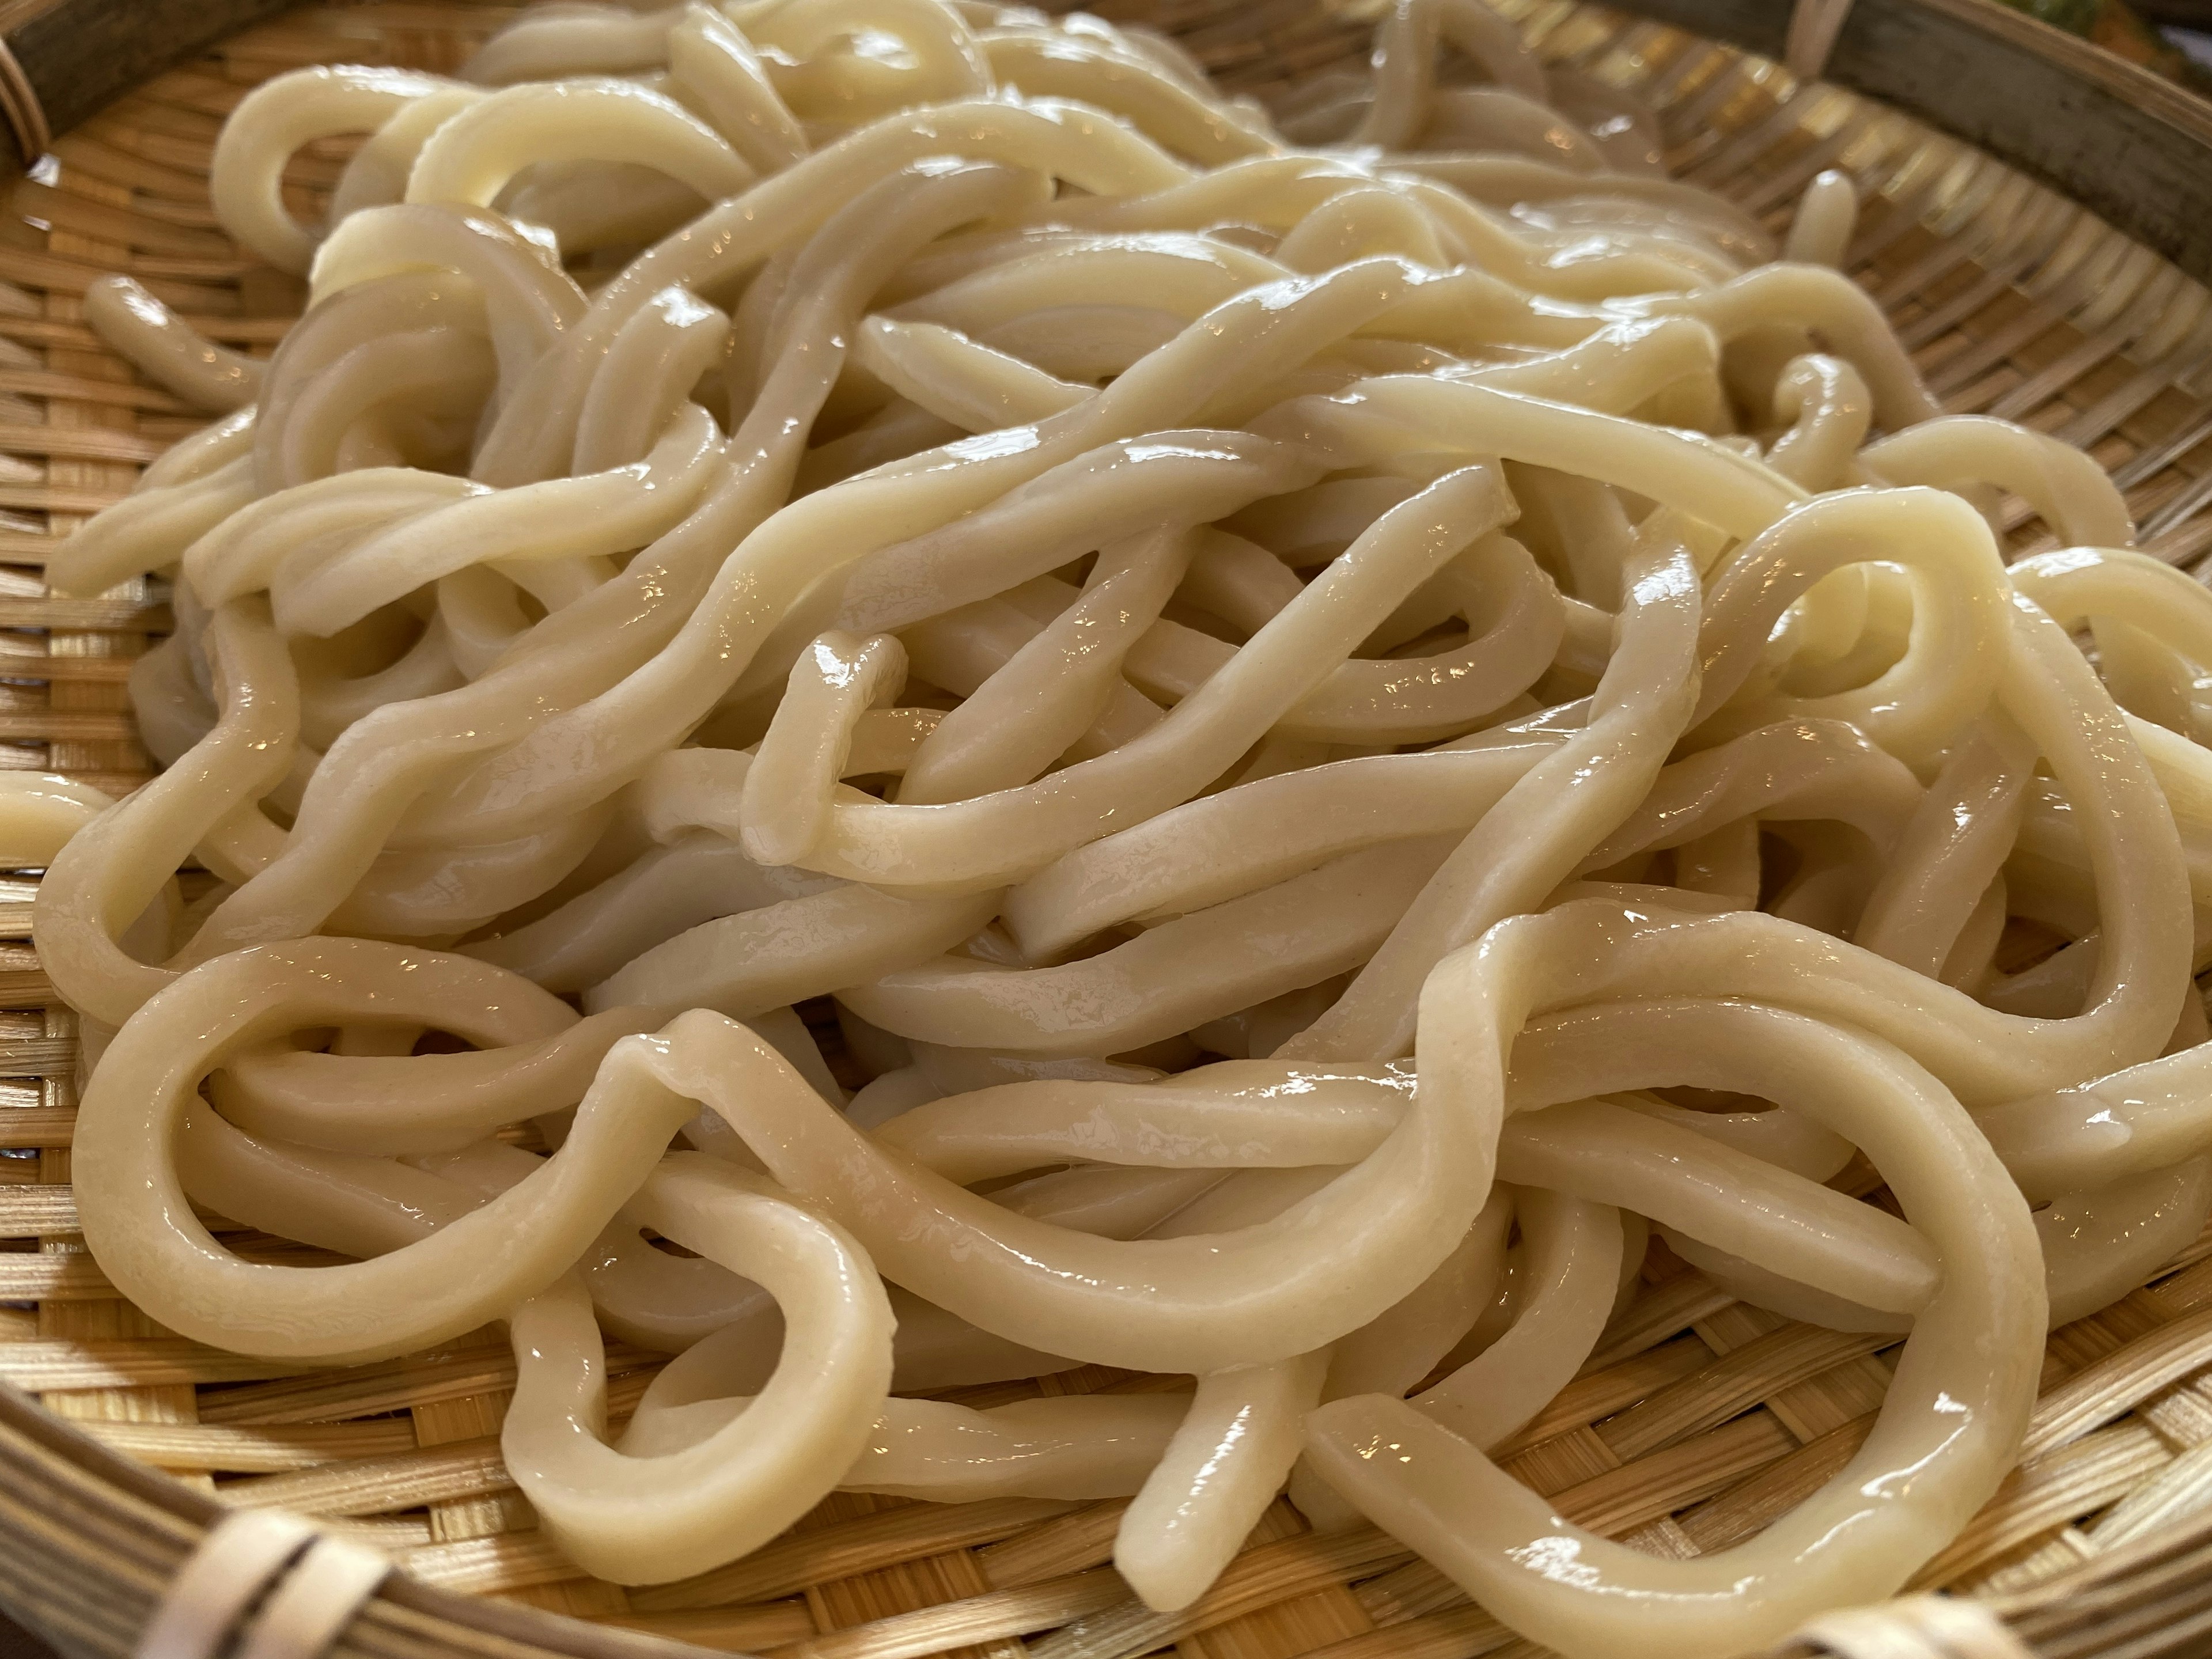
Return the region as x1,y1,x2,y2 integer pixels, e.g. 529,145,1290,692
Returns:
6,3,2212,1657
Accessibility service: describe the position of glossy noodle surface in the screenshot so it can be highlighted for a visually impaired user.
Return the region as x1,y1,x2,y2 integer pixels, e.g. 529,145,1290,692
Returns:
20,2,2212,1653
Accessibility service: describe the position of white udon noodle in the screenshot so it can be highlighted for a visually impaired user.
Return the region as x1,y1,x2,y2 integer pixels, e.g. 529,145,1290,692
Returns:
13,0,2212,1651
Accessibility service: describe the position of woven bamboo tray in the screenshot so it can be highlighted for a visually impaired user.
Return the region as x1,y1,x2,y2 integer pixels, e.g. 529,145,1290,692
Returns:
6,2,2212,1657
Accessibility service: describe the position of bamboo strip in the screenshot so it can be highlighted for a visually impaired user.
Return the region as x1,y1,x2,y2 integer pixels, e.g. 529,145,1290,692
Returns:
1687,1304,1892,1443
0,974,62,1009
0,6,2210,1659
769,1569,1127,1659
2024,1308,2212,1463
48,136,209,198
606,1604,820,1654
1294,1605,1517,1659
0,1340,303,1391
0,1187,78,1230
1596,1325,1893,1460
1582,1271,1734,1372
0,1253,112,1300
0,487,131,516
2138,1379,2212,1453
969,1500,1130,1592
8,183,232,258
0,1040,94,1076
0,423,165,463
0,599,168,629
195,1344,524,1425
76,1418,419,1474
1491,1334,1714,1457
1552,1407,1798,1536
0,646,136,682
0,248,229,312
1347,1559,1467,1626
1026,1528,1413,1659
2089,1443,2212,1550
630,1498,1084,1613
0,368,191,410
1911,1425,2175,1590
221,1433,512,1517
1999,1505,2212,1654
404,1530,583,1595
1677,1414,1879,1555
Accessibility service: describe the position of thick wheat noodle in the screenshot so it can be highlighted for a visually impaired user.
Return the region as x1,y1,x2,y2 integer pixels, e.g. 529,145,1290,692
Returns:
82,275,264,413
1305,963,2044,1659
1782,168,1857,267
181,260,1412,956
1764,352,1870,488
1112,1349,1331,1609
181,161,1037,950
173,1108,775,1351
29,0,2212,1652
870,1076,1934,1312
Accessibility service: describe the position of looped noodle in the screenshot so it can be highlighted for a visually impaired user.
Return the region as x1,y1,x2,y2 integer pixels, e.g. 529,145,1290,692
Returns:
25,2,2212,1650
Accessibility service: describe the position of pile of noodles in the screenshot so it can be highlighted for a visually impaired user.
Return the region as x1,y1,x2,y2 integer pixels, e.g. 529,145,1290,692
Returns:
9,0,2212,1652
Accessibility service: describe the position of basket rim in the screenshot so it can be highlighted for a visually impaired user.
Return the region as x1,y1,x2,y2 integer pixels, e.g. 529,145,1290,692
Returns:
1611,0,2212,287
0,1378,709,1659
4,4,2212,1659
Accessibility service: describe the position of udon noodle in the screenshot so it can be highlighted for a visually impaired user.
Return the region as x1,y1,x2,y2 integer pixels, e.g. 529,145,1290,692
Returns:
12,0,2212,1652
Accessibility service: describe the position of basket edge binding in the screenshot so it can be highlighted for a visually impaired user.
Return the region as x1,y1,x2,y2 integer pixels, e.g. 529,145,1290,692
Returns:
4,3,2212,1658
0,1381,728,1659
0,0,297,161
1,0,2211,279
1611,0,2212,288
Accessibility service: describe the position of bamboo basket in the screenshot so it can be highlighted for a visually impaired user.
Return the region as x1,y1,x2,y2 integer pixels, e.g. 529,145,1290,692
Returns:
5,2,2212,1657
